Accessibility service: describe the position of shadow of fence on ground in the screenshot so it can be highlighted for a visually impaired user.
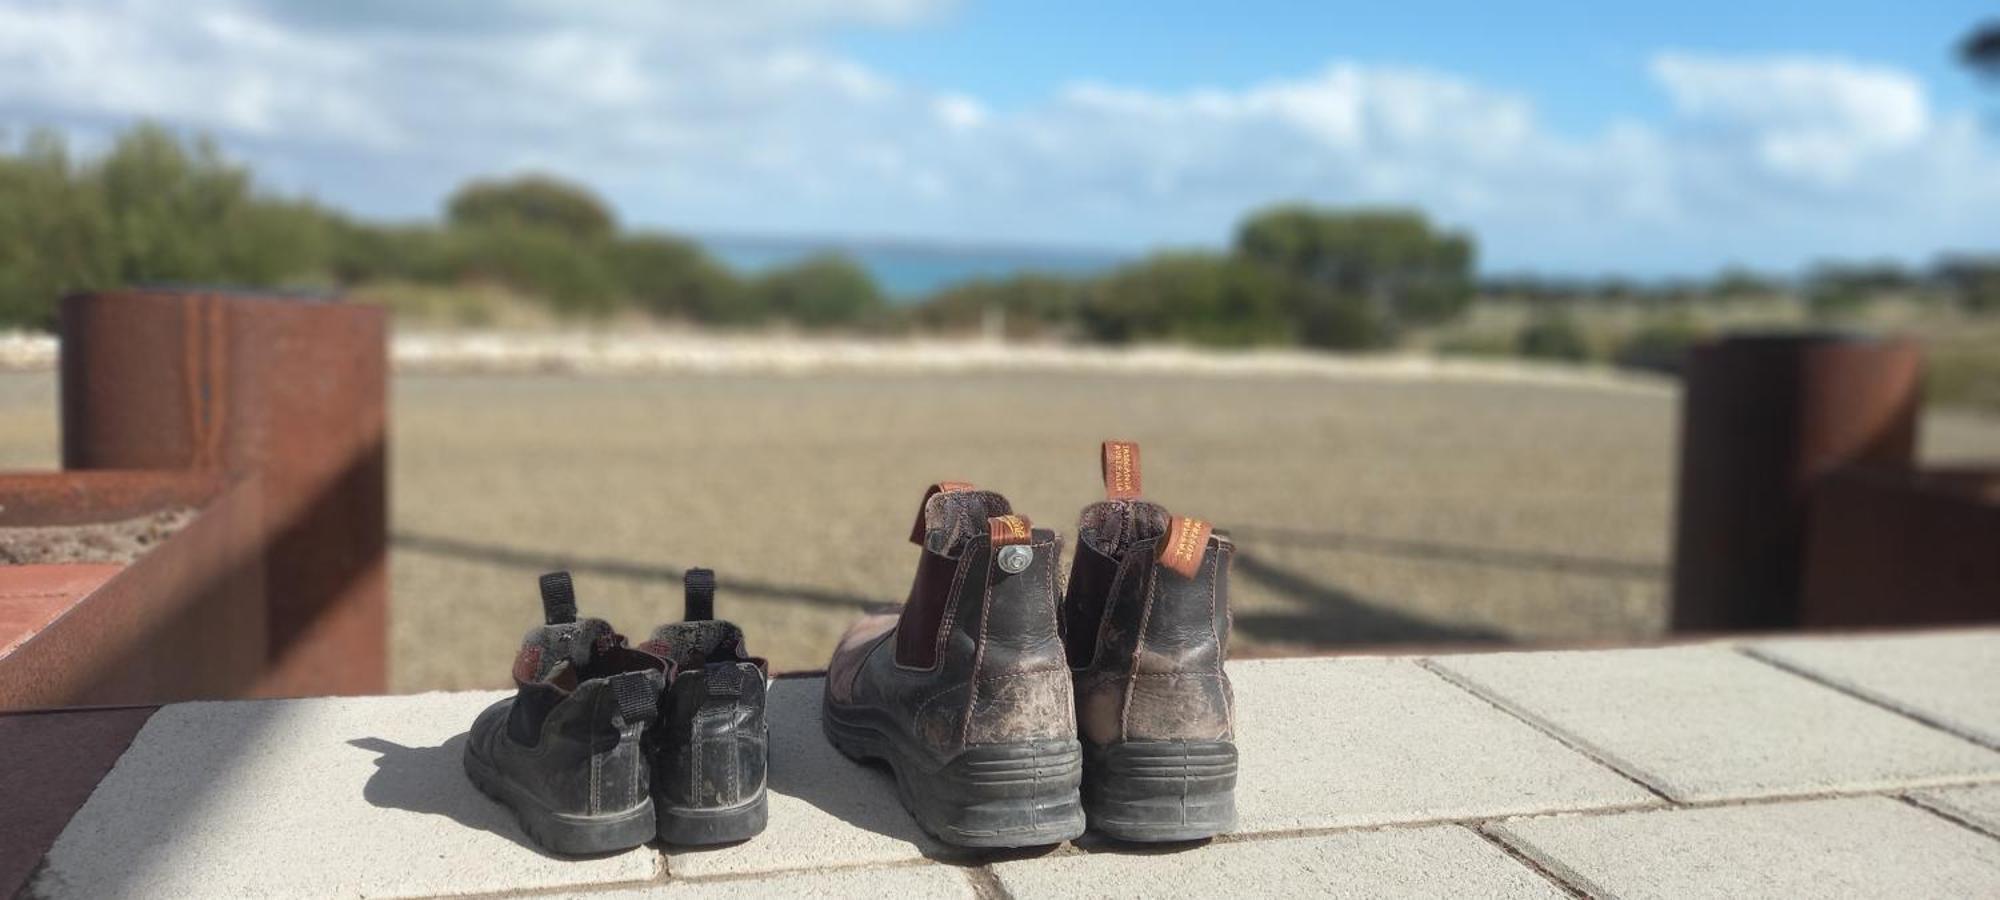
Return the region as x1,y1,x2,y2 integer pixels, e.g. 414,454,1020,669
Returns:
392,530,883,611
1230,525,1663,581
1229,550,1509,647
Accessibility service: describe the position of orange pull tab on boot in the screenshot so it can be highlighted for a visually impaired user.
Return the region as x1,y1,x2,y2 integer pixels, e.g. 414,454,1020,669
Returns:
909,481,976,546
987,514,1033,546
1101,440,1142,499
1158,516,1212,579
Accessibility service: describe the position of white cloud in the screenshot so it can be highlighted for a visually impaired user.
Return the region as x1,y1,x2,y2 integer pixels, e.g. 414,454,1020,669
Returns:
0,1,1996,273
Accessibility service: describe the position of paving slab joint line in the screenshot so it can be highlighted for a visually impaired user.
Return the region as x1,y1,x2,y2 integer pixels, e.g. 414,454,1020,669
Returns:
1899,792,2000,842
964,865,1013,900
1414,657,1677,804
1733,646,2000,752
1471,824,1588,899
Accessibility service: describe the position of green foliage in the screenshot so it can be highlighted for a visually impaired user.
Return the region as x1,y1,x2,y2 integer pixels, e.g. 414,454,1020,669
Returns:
0,124,789,329
1804,261,1914,320
907,273,1090,337
1613,313,1707,375
1235,205,1475,329
749,254,885,327
1515,311,1591,362
1937,255,2000,313
606,233,746,322
445,174,616,242
1084,253,1294,347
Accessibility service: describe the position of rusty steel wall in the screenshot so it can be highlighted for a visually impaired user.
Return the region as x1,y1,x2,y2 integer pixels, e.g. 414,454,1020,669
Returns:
1669,333,1923,632
1800,468,2000,628
60,290,388,697
0,472,267,709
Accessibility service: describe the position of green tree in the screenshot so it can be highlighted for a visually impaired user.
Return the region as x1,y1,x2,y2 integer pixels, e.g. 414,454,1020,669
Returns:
749,254,885,327
1515,310,1591,362
606,233,746,322
908,273,1090,338
1234,205,1475,335
443,225,621,317
1082,252,1294,347
445,174,616,241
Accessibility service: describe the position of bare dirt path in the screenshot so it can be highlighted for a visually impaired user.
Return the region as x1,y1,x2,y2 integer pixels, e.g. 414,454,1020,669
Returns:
3,370,1995,690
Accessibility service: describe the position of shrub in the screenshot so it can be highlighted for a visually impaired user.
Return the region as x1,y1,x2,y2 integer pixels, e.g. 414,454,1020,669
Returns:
749,254,885,327
1613,314,1707,375
1515,311,1591,362
445,174,616,242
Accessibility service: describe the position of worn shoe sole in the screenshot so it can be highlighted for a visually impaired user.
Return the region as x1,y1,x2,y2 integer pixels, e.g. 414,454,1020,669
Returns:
464,746,657,855
823,702,1085,848
1082,740,1237,842
656,791,769,845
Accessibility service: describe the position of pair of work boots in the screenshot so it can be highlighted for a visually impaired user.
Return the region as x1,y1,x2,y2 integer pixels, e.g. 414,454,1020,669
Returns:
464,568,769,855
825,441,1236,847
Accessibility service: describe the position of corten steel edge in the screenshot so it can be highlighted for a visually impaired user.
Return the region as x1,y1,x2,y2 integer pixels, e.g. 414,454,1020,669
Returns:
1800,467,2000,628
0,471,265,709
1669,333,1923,632
58,288,389,697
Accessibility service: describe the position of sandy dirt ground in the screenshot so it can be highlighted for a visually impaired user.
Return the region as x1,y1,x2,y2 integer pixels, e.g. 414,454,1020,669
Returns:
3,369,1996,691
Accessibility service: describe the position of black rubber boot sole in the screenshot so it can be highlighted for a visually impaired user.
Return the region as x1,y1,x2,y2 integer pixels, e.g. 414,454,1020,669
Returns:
823,703,1085,848
464,747,657,855
656,791,769,845
1083,740,1238,842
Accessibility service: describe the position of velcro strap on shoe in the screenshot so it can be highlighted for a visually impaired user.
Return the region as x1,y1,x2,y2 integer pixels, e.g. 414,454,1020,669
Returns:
1158,515,1213,579
683,567,716,621
908,481,976,545
538,570,578,625
1102,440,1142,499
988,514,1033,546
704,663,744,699
609,671,658,725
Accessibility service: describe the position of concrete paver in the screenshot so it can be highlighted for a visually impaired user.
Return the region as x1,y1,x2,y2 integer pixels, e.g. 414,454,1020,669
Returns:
33,692,660,899
612,864,976,898
1491,796,2000,899
1748,630,2000,748
660,677,946,877
1232,657,1659,829
992,826,1565,899
1910,783,2000,838
1431,646,2000,801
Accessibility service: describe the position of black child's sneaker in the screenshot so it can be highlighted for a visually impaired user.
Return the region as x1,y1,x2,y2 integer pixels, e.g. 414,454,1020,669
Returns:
640,568,770,845
464,571,668,855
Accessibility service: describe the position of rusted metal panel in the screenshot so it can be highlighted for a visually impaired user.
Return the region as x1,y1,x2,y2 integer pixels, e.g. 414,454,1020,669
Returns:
60,290,387,697
0,470,223,526
1670,333,1923,632
0,474,267,710
1800,467,2000,628
0,705,158,900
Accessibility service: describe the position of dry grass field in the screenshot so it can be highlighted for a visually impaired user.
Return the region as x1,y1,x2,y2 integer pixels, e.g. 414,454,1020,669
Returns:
3,368,1997,692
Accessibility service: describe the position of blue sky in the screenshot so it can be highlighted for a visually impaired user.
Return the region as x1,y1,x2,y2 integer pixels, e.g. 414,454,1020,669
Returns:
1,0,1996,276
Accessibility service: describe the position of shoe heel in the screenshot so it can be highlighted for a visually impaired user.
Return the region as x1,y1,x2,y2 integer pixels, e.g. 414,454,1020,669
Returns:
1084,740,1237,842
657,790,768,845
903,738,1086,848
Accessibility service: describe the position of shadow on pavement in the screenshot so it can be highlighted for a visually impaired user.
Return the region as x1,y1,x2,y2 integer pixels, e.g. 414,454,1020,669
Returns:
347,733,573,860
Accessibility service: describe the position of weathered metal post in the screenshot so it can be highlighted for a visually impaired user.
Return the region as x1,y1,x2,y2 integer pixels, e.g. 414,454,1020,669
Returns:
60,289,388,696
1669,333,1922,632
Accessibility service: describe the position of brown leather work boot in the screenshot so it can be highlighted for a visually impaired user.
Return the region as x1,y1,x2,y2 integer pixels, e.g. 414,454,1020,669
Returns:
823,482,1085,848
1062,441,1238,841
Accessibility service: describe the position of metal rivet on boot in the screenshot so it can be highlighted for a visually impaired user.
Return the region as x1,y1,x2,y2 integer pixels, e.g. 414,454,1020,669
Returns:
996,544,1034,574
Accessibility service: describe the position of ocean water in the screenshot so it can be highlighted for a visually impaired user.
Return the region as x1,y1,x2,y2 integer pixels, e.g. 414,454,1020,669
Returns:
702,237,1126,302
